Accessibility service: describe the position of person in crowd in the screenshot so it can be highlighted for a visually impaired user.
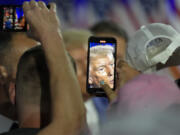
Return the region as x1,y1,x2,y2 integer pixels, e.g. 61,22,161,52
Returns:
102,23,180,101
63,29,101,135
124,23,180,89
0,32,37,133
91,21,180,90
8,46,49,134
1,1,87,135
126,23,180,73
0,66,15,132
0,45,78,135
63,29,92,100
100,23,180,134
101,74,180,135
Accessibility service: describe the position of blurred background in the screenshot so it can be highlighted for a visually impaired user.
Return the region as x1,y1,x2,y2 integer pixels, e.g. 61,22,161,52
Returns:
1,0,180,79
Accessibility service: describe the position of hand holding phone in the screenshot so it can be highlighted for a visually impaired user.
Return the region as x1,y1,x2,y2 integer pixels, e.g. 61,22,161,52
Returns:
87,36,117,96
100,82,117,102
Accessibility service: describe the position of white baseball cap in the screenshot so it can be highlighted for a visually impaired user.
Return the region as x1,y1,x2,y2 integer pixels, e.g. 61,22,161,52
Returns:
126,23,180,72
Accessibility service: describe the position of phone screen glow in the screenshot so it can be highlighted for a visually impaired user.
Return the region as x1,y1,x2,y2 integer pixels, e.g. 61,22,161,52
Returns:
1,6,27,31
3,7,13,30
14,7,25,30
88,42,115,89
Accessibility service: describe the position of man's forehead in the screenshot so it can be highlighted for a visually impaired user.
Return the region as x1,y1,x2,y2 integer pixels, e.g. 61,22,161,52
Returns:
91,53,113,59
91,54,114,65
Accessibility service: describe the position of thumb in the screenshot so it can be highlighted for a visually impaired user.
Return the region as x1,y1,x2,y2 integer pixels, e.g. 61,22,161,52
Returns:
100,81,117,103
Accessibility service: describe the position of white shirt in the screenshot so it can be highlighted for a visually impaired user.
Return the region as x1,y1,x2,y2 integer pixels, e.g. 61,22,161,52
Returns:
85,99,100,135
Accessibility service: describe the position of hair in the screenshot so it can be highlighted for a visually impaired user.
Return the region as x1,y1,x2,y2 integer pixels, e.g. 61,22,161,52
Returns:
90,21,128,42
15,46,49,107
90,45,114,60
62,29,92,50
15,45,77,108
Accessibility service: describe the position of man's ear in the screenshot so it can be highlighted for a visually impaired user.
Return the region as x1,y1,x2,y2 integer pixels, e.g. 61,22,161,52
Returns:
9,82,16,105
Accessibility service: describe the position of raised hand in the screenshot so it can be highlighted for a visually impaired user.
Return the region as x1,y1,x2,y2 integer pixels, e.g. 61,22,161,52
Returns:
23,0,61,41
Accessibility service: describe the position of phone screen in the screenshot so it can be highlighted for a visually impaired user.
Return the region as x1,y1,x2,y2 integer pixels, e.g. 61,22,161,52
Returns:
14,7,26,30
0,6,27,31
87,36,117,96
2,7,13,30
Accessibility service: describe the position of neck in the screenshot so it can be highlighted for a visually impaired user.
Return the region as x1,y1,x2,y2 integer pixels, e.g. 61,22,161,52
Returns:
18,106,40,129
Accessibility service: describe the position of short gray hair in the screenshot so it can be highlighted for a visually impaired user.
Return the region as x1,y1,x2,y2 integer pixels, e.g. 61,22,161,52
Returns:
90,45,114,59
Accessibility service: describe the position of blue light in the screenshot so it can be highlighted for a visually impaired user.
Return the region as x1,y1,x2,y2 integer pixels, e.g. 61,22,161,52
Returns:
16,7,23,19
90,42,115,48
0,0,50,5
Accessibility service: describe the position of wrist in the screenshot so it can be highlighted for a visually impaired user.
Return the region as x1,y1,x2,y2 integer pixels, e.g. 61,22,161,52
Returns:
38,28,65,72
39,29,63,43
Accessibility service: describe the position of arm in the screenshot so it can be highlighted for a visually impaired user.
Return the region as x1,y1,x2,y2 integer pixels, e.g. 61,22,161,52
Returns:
23,1,86,135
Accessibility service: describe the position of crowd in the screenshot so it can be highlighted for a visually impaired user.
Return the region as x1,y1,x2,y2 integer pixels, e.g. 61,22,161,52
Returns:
0,0,180,135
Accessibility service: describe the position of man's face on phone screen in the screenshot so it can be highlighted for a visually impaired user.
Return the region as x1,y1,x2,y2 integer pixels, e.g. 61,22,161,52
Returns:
90,53,114,88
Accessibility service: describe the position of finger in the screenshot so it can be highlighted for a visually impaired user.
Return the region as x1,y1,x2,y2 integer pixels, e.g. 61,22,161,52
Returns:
103,85,117,102
38,1,47,9
49,2,56,12
102,84,116,97
30,0,38,9
100,81,117,102
23,1,31,13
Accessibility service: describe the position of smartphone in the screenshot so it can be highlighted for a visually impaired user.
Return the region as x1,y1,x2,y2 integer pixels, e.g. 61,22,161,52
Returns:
0,5,28,32
87,36,117,96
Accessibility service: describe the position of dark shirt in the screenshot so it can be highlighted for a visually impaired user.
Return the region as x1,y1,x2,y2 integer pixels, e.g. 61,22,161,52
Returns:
0,128,40,135
9,123,19,131
176,78,180,88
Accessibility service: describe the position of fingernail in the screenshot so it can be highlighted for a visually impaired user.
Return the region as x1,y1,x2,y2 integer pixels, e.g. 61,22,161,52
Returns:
100,80,104,85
